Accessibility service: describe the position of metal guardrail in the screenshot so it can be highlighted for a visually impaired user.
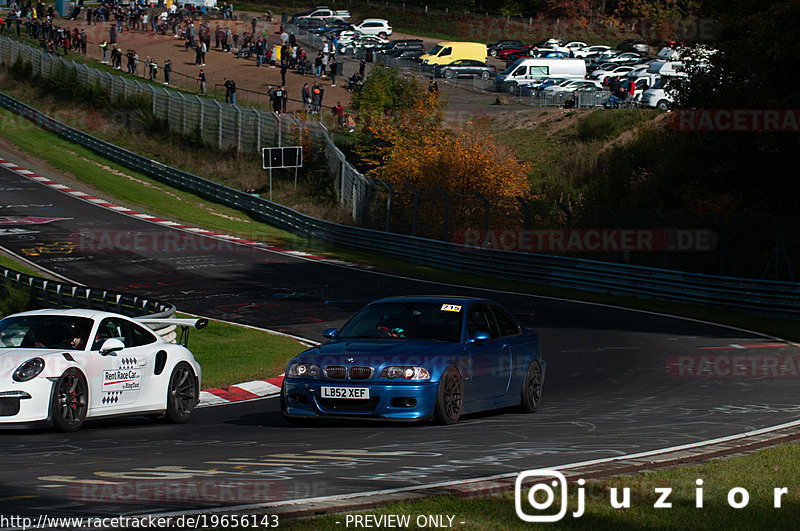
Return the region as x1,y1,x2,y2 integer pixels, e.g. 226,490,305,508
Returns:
1,91,797,319
0,267,175,319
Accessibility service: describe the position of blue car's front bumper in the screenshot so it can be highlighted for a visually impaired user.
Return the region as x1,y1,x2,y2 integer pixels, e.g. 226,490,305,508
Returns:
283,379,439,421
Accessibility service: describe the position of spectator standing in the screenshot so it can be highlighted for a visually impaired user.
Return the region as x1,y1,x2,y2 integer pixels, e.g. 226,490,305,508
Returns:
109,23,116,45
99,40,108,63
359,57,366,77
329,56,337,86
280,61,287,86
164,59,172,85
332,101,344,126
314,53,322,78
301,82,311,112
198,69,207,95
311,81,323,114
272,84,283,114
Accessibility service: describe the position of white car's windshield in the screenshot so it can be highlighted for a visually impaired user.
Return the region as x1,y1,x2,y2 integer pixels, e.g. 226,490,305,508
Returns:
0,316,93,350
337,302,463,342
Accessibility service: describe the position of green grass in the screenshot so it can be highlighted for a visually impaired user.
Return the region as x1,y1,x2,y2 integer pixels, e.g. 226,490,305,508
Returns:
280,441,800,529
0,250,43,277
177,314,304,389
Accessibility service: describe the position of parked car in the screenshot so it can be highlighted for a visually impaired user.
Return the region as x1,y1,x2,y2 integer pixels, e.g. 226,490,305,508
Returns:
376,39,424,54
309,20,351,35
294,7,351,23
640,76,684,110
617,39,650,55
542,79,604,96
294,17,327,30
497,44,534,60
351,18,392,39
436,59,496,80
487,40,524,57
601,52,643,64
391,49,424,61
281,296,545,425
0,309,206,431
572,45,611,58
420,41,487,65
590,64,635,82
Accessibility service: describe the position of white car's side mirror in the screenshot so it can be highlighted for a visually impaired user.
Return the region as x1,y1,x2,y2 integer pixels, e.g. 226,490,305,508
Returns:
99,338,125,355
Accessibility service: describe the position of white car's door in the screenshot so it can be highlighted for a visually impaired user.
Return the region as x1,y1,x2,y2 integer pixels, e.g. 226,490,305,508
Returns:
89,318,154,410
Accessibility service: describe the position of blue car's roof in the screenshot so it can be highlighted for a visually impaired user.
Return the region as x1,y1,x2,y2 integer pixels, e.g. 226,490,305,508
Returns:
368,295,495,306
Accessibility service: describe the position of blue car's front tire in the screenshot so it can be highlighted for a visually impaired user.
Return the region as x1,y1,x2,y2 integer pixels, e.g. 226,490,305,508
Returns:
433,367,462,425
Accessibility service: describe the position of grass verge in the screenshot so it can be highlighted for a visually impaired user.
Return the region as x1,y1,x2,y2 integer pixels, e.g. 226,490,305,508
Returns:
280,441,800,529
177,314,304,389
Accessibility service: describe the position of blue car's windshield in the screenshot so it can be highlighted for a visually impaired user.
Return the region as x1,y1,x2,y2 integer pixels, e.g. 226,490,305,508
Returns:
337,302,463,342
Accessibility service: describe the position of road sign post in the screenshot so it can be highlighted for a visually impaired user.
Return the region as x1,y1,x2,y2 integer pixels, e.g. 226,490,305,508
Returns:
262,146,304,201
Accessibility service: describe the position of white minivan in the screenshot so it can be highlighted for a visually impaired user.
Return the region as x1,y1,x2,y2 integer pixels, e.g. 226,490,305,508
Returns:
495,58,586,93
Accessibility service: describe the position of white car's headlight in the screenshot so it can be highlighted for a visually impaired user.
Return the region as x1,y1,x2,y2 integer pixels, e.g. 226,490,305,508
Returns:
287,362,320,378
13,357,45,382
380,366,430,380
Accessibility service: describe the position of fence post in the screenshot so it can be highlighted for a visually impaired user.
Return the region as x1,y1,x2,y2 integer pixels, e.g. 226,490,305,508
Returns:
179,93,187,135
150,84,157,115
253,108,261,153
214,100,223,149
376,178,392,232
196,95,204,136
236,106,242,152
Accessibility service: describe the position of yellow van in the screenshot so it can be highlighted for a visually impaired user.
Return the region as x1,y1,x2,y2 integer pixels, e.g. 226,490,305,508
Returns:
420,41,488,65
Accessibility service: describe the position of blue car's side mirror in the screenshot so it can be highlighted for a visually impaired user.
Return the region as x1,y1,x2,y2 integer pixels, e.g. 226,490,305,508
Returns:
322,328,338,339
468,331,491,344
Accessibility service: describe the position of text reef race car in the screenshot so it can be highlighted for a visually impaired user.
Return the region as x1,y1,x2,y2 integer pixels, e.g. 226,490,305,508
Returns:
0,309,206,431
282,296,544,424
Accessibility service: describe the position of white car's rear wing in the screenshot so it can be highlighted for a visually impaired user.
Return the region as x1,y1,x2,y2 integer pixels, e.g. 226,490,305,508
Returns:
137,318,208,330
136,318,208,346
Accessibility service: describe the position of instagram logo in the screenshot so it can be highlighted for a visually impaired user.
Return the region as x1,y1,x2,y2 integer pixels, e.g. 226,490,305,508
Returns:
515,469,569,522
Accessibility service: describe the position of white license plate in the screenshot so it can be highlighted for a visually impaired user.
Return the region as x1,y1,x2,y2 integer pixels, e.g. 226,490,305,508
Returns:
321,387,370,399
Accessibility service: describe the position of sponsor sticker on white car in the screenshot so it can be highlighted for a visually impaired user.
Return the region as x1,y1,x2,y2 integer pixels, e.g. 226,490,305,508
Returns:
103,369,142,391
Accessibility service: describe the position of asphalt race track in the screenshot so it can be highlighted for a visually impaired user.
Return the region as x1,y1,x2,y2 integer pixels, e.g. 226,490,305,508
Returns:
2,163,800,518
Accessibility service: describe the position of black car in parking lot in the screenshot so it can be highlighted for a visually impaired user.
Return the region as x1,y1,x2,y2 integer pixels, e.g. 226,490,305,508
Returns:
435,59,497,80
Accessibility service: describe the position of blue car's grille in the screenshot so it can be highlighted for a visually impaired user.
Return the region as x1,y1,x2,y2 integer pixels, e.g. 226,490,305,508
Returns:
349,366,373,380
318,397,380,412
324,366,347,379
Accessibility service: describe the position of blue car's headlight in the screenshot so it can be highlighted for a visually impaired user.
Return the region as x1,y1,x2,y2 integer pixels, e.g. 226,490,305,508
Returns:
13,357,45,382
287,362,320,378
380,366,431,380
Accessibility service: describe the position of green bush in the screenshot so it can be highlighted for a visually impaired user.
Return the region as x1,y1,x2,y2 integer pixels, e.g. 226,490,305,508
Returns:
575,109,649,142
0,284,36,318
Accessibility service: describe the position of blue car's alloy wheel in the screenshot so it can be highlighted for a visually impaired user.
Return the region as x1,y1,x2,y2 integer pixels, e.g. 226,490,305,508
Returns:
434,367,462,424
519,361,543,413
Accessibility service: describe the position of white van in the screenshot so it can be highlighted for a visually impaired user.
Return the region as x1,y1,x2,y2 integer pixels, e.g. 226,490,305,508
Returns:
495,58,586,93
641,76,686,110
646,61,687,77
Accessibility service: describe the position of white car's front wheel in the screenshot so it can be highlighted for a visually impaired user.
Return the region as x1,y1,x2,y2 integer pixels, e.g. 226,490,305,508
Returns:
52,368,88,432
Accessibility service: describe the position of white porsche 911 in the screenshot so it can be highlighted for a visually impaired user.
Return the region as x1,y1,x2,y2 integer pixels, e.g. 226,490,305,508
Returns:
0,309,206,431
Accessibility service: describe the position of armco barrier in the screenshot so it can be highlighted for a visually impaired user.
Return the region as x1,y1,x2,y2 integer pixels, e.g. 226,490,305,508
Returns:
1,266,175,319
0,93,798,319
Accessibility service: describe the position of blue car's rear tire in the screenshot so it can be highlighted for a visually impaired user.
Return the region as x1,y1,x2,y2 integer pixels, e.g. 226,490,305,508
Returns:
433,367,462,424
519,361,543,413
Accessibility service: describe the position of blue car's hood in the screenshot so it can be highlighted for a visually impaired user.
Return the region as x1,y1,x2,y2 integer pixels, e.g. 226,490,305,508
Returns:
296,339,463,368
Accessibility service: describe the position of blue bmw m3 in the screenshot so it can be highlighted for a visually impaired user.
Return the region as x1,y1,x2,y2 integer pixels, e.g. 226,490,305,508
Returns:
281,296,544,424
